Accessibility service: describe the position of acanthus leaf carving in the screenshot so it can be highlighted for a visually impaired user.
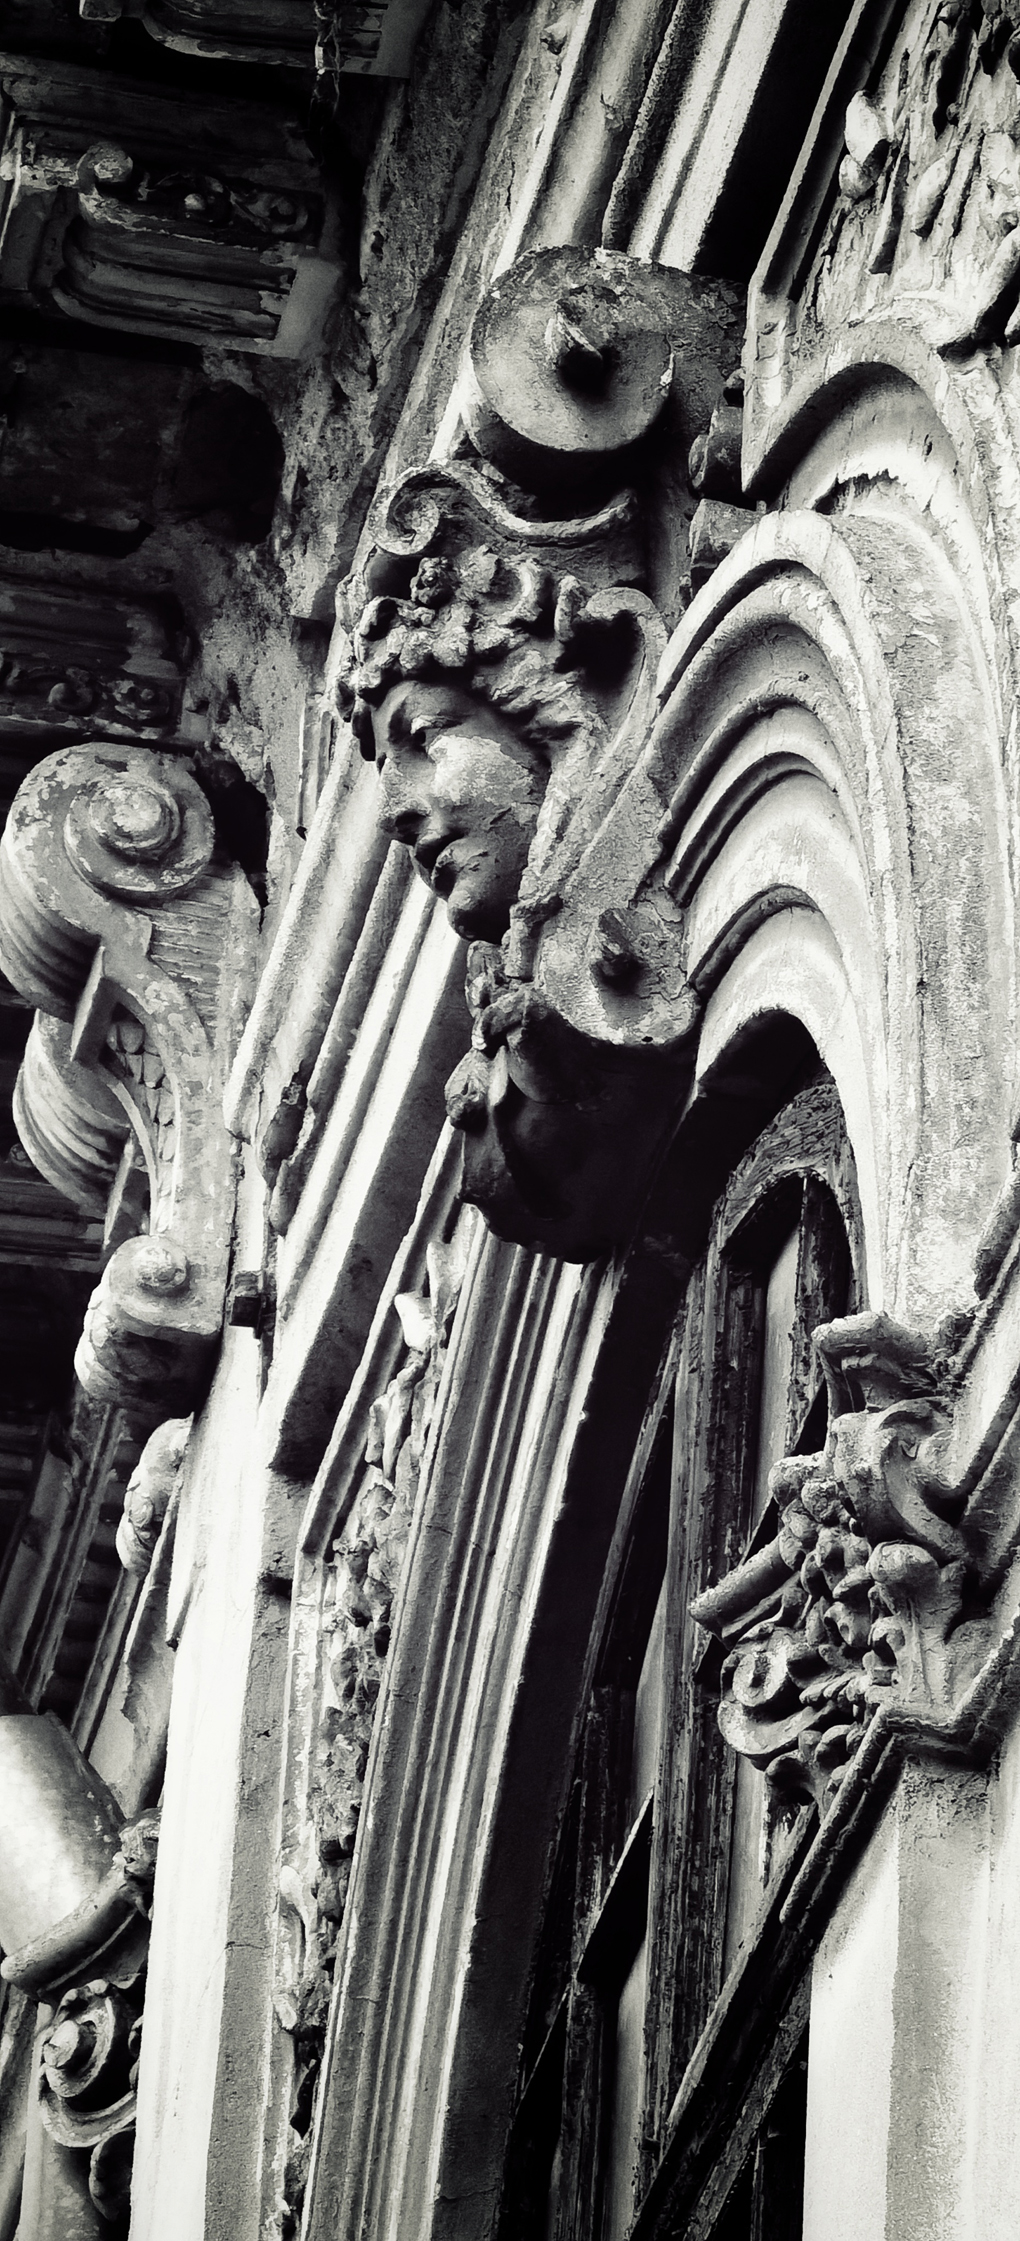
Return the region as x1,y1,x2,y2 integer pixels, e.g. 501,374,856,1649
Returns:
693,1312,996,1815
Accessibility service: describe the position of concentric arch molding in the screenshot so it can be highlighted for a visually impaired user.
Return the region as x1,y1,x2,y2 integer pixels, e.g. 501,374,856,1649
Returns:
455,493,1012,1321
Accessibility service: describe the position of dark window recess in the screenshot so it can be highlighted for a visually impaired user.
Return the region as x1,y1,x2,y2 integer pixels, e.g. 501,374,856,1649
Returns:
0,511,151,558
500,1067,860,2241
710,2036,809,2241
193,749,269,905
696,0,856,281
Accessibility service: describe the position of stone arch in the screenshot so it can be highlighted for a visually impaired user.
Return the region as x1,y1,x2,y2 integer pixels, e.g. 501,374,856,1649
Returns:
533,492,1013,1322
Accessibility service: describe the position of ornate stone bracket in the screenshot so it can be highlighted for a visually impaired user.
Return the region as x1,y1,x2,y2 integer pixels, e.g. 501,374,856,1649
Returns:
336,254,747,1257
0,742,259,1427
0,54,341,357
72,0,315,70
0,575,189,745
692,1312,996,1815
0,1674,158,2227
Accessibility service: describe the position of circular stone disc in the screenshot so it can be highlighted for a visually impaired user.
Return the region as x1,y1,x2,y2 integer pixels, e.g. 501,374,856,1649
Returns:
467,247,673,487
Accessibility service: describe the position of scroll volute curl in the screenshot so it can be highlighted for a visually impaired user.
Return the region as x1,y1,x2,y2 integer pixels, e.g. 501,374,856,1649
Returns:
0,744,214,1019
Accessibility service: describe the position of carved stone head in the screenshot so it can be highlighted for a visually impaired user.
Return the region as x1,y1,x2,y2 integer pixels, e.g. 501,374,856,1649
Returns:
338,465,637,942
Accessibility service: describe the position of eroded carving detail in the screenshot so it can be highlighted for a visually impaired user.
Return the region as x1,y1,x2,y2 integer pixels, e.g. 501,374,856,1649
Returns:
115,1414,191,1576
0,577,187,743
693,1313,994,1814
275,1237,468,2237
0,56,339,356
819,4,1020,351
32,1812,159,2227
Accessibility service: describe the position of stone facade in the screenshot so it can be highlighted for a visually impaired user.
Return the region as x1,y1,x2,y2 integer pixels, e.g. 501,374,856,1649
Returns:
6,3,1020,2240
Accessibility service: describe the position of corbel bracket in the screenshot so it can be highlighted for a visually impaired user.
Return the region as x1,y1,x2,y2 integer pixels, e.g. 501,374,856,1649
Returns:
0,742,259,1427
692,1312,995,1815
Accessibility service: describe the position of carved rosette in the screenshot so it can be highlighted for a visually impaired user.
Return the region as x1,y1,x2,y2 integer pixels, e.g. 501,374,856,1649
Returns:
0,742,259,1427
693,1313,994,1814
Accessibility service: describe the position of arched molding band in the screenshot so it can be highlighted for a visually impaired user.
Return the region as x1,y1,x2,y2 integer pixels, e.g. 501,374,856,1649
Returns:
523,500,1012,1314
743,332,1020,739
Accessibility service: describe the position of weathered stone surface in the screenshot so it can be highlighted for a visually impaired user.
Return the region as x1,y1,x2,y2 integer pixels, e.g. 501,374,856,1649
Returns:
0,53,340,356
0,742,258,1428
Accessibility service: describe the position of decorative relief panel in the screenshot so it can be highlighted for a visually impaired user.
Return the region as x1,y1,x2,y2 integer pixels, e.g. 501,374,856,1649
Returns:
693,1311,994,1815
0,742,258,1427
272,1225,469,2233
744,0,1020,467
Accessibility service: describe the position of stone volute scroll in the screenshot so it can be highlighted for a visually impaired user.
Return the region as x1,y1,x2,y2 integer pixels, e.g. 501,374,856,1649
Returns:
0,1655,159,2227
692,1312,996,1819
0,742,259,1427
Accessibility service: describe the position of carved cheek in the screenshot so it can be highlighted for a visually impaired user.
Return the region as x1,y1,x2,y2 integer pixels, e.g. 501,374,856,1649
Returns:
429,734,541,826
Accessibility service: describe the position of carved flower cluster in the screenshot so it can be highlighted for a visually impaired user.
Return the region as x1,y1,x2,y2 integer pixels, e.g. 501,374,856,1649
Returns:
716,1435,989,1816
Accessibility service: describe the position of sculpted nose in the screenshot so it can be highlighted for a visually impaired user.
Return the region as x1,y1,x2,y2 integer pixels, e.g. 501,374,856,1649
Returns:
376,766,428,845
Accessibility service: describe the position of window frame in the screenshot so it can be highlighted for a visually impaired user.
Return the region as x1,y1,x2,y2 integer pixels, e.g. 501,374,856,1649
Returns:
499,1070,864,2241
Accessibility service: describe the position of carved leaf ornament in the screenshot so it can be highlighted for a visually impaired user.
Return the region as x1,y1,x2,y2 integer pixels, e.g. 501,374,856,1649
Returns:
692,1314,994,1815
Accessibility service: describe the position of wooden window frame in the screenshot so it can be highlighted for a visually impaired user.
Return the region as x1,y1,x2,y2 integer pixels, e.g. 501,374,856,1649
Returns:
500,1071,864,2241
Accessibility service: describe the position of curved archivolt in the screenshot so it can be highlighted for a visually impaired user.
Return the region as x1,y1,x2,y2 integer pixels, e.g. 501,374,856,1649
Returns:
536,434,1014,1321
